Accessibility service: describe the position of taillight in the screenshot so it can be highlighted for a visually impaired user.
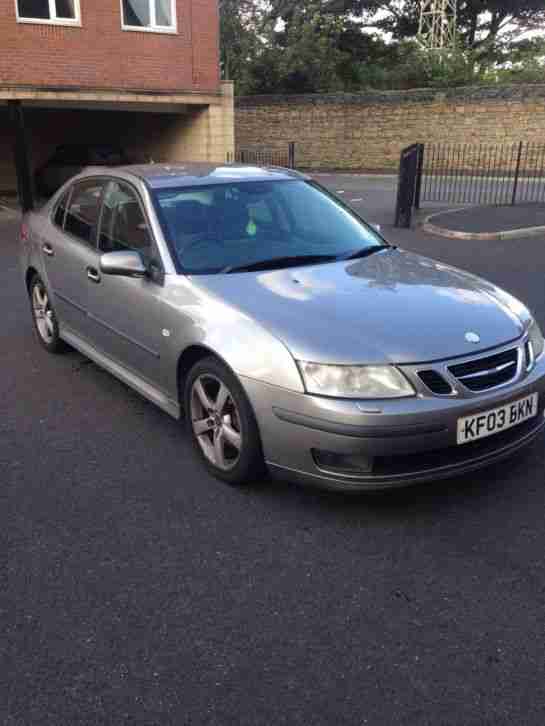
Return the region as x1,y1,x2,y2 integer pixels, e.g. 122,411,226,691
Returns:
20,222,29,242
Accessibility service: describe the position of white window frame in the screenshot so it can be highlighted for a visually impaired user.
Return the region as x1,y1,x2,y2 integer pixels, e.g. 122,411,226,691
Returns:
15,0,81,27
120,0,177,35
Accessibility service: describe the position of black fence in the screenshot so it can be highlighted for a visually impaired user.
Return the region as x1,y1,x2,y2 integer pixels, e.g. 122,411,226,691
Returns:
227,142,295,169
395,141,545,228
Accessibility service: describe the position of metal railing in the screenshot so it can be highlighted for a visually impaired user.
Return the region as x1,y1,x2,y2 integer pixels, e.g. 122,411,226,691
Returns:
420,141,545,206
227,142,295,169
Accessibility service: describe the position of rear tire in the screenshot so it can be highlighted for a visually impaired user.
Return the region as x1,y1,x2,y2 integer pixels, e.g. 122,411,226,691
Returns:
29,274,67,354
184,356,266,486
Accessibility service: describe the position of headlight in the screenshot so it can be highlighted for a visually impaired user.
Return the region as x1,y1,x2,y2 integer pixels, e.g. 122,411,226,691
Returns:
297,361,415,399
528,319,545,361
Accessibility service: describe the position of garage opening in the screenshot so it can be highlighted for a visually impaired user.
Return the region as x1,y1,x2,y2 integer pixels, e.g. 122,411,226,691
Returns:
1,101,212,210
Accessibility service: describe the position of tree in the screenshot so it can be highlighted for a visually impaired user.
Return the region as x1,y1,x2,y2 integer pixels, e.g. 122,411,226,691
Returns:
220,0,545,95
218,0,262,92
328,0,545,62
238,1,354,94
274,3,351,92
495,36,545,82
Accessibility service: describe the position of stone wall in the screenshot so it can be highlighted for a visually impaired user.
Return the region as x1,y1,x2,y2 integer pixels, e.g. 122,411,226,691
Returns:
235,85,545,172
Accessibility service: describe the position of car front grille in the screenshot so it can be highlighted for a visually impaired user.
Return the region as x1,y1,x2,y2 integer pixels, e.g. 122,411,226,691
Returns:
448,348,519,392
417,369,454,395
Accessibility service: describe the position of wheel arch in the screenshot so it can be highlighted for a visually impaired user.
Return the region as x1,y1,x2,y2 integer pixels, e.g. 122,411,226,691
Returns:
174,323,304,403
176,344,267,437
177,344,227,403
25,266,39,294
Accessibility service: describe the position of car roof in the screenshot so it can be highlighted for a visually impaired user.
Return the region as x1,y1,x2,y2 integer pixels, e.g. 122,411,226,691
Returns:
115,163,310,189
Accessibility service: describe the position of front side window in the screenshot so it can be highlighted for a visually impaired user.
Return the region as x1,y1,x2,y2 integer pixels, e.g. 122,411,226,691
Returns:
17,0,80,24
99,181,154,261
154,180,385,274
53,189,71,229
64,180,105,246
121,0,176,32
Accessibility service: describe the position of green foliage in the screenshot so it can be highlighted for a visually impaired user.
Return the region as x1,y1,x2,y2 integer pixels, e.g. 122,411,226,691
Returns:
220,0,545,96
351,42,481,90
332,0,545,62
273,4,350,93
494,37,545,83
240,2,356,94
218,0,263,93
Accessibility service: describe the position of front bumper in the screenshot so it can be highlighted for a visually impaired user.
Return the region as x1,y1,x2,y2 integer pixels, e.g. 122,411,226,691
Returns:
240,352,545,491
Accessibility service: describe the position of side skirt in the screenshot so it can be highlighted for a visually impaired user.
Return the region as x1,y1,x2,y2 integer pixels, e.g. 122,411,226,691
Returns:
61,328,181,420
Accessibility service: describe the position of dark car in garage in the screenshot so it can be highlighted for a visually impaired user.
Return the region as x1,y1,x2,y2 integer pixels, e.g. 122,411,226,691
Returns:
35,144,130,198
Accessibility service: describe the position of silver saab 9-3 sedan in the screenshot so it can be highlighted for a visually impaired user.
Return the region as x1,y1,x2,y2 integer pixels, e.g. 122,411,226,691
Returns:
20,164,545,490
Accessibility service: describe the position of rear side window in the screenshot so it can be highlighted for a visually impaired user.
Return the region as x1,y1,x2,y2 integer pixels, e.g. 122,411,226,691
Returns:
64,180,105,246
53,189,70,229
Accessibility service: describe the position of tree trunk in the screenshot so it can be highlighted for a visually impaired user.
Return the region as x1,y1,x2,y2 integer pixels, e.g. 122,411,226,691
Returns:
474,10,507,61
468,10,478,48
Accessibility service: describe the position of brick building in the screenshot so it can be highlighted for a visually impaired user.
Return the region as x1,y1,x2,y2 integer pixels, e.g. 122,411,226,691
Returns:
0,0,233,201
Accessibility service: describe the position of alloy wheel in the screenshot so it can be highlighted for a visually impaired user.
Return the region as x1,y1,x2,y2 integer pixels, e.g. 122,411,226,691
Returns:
190,374,243,471
32,282,55,344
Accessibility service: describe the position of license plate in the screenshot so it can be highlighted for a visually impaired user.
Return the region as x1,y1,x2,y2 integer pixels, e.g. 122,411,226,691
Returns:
457,393,539,445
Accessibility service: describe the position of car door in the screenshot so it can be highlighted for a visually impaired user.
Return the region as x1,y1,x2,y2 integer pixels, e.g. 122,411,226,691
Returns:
86,179,165,390
42,179,105,340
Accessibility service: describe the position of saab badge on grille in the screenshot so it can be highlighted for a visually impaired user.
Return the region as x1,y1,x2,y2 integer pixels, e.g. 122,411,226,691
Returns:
465,331,481,344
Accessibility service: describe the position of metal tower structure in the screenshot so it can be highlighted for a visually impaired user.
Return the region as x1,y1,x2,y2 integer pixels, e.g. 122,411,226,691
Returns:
418,0,457,52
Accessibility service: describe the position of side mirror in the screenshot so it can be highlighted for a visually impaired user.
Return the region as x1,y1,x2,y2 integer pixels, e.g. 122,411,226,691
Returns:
99,250,147,277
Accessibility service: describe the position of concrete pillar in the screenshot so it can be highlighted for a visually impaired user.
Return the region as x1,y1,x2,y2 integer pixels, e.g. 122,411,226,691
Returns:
151,81,235,163
218,80,235,161
9,101,34,210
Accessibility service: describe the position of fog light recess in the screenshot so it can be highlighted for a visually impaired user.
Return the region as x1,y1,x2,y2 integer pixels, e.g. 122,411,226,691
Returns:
312,449,373,475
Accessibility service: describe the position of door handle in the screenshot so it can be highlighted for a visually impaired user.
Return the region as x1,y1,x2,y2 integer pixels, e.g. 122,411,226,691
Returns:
42,243,54,257
86,267,101,283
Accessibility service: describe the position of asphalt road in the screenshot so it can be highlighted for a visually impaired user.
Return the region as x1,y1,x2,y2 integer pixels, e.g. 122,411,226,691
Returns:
3,178,545,726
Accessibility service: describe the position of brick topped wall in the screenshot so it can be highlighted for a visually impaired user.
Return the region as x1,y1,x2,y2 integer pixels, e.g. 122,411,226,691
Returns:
235,85,545,171
0,0,219,94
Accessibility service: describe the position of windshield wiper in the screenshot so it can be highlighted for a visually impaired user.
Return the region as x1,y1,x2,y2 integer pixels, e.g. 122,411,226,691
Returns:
340,245,393,262
221,254,339,274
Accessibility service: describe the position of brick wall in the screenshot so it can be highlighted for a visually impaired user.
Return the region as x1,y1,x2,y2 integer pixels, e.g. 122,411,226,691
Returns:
235,85,545,172
0,0,219,93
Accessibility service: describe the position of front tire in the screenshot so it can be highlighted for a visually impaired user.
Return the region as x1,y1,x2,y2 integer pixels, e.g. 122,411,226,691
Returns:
29,274,67,353
184,356,265,486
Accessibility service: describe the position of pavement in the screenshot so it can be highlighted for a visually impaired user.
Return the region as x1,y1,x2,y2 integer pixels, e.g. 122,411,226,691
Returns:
4,177,545,725
421,202,545,241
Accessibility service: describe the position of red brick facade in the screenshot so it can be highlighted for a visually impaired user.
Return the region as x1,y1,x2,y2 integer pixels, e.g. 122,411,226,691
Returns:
0,0,220,93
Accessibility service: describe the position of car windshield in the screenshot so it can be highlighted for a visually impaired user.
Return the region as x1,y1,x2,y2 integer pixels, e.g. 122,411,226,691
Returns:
153,180,386,274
